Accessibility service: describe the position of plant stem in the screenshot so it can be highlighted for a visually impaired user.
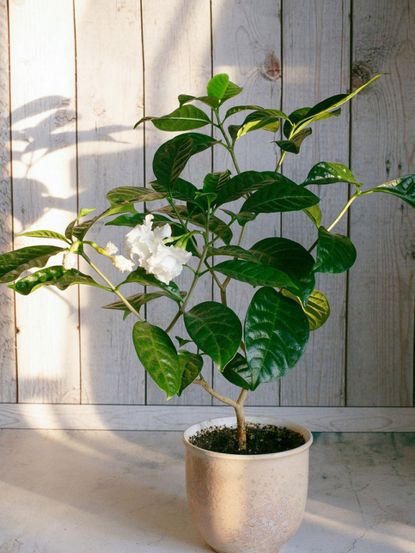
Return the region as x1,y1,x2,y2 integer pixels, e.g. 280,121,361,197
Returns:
194,376,237,408
275,150,287,172
326,193,360,232
82,253,143,320
234,388,248,451
214,109,241,174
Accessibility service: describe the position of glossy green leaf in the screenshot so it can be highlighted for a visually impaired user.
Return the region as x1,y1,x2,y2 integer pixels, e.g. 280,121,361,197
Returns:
203,170,231,193
177,94,220,108
283,107,311,138
222,353,256,391
103,291,171,318
236,110,288,139
214,259,298,290
282,289,330,330
184,301,241,370
222,81,243,101
275,127,312,154
303,162,360,186
207,73,230,99
10,266,105,295
107,186,165,205
178,351,203,395
78,208,96,218
314,227,357,273
215,171,286,206
18,230,69,243
175,336,192,348
224,104,266,120
105,212,172,228
0,245,65,283
121,267,183,302
153,133,218,188
366,174,415,208
132,321,182,399
65,204,136,241
244,287,309,386
241,180,319,213
250,237,315,301
206,245,258,262
136,105,210,131
303,204,322,227
151,177,197,201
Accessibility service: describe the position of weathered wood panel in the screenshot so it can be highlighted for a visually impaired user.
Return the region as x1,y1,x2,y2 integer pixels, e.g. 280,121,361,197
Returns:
280,0,350,406
211,0,282,406
142,0,213,405
9,0,80,403
75,0,145,404
0,0,16,402
348,0,415,406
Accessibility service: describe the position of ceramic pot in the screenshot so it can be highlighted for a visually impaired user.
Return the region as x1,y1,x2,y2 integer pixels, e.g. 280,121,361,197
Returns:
183,416,313,553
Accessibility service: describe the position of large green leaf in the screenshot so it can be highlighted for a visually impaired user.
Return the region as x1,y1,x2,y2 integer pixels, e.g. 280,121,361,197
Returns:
214,259,298,290
224,104,266,120
222,80,243,101
153,133,218,188
121,267,183,302
18,230,69,243
366,174,415,208
303,204,322,227
222,353,256,391
206,245,258,262
65,204,136,241
250,237,315,301
10,266,105,295
177,94,220,108
203,170,231,193
241,181,319,213
105,212,172,228
184,301,241,370
314,227,357,273
135,105,210,131
282,289,331,330
244,287,309,386
303,162,360,187
178,351,203,396
132,321,182,399
235,110,288,139
275,127,312,154
107,186,165,205
207,73,230,99
215,171,285,206
151,177,197,201
103,291,172,319
0,245,65,283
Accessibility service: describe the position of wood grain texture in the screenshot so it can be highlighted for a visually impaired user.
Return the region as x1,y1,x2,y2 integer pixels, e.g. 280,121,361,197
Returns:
348,0,415,406
9,0,80,403
142,0,213,405
0,404,413,432
0,0,16,402
280,0,350,406
74,0,145,404
211,0,282,406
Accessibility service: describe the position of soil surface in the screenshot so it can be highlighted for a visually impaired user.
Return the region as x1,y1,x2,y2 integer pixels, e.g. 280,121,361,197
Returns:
189,424,305,455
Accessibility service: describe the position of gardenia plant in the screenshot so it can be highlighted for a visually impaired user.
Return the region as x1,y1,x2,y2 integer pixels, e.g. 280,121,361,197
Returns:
1,74,414,451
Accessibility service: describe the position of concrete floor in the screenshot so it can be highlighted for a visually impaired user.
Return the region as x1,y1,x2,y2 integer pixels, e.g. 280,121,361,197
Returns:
0,430,413,553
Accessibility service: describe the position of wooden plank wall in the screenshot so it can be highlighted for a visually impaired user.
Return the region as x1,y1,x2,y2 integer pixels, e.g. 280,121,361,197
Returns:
0,0,414,410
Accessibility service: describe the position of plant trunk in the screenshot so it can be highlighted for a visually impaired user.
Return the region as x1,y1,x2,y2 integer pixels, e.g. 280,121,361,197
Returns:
235,403,247,451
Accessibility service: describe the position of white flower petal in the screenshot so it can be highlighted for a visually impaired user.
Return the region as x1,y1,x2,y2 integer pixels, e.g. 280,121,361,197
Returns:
62,251,77,270
146,243,191,284
112,255,135,273
104,241,118,255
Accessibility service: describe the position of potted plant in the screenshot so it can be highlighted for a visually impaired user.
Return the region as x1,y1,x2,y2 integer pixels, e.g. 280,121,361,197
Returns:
0,73,414,553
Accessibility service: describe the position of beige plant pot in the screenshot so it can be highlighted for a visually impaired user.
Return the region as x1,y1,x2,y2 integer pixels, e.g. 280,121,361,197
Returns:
183,416,313,553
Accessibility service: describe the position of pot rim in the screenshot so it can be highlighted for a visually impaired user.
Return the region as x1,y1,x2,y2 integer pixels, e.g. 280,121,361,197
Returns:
183,416,313,460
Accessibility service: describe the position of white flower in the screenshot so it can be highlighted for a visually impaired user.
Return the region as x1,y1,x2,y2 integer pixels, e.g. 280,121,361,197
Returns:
63,251,77,270
112,255,135,273
124,214,191,283
104,241,119,256
146,243,191,284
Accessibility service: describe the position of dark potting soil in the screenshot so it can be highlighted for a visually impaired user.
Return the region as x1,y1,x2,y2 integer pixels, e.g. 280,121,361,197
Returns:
189,424,305,455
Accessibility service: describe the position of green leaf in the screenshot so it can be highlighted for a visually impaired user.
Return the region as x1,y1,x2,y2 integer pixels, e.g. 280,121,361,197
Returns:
121,267,183,302
65,204,136,241
215,171,286,206
78,208,96,218
0,245,65,283
241,180,319,213
107,186,165,205
244,287,309,386
177,94,220,108
184,301,241,370
282,289,330,330
303,204,322,227
222,80,243,101
207,73,230,99
206,245,258,262
203,170,231,193
236,109,288,139
178,351,203,395
224,104,266,120
314,227,357,273
214,259,298,290
132,321,182,399
275,127,312,154
222,353,256,391
367,174,415,208
136,105,210,131
153,133,218,188
18,230,69,242
103,291,171,318
10,266,105,295
175,336,192,348
105,212,171,228
151,177,198,201
303,162,360,187
250,237,315,301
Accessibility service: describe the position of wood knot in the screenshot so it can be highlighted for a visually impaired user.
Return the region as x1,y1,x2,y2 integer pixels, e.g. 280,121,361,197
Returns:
261,52,281,81
351,61,373,89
